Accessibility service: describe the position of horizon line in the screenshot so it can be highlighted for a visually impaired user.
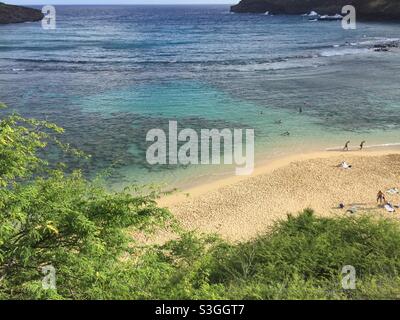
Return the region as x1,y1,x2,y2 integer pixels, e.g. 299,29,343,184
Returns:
7,2,236,5
6,0,236,6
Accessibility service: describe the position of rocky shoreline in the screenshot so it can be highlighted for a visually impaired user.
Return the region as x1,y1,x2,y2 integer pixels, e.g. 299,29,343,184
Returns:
231,0,400,20
0,2,43,24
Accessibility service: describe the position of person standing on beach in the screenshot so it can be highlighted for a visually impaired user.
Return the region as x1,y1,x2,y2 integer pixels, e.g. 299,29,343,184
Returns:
343,141,350,151
360,141,366,150
377,191,386,205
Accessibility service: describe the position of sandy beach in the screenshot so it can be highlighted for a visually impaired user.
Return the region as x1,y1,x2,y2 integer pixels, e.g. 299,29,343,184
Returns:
158,148,400,242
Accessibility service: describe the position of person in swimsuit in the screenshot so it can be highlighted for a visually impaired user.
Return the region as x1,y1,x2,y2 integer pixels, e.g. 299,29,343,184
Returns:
377,191,386,205
343,141,350,151
360,141,366,150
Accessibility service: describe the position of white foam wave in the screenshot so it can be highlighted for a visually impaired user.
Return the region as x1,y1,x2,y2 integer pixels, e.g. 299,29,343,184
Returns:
207,58,323,72
358,37,400,46
319,48,370,57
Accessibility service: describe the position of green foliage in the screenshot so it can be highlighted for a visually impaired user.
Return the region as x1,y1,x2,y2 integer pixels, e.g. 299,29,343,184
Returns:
0,106,170,299
0,111,62,187
1,105,400,300
206,209,400,299
129,210,400,300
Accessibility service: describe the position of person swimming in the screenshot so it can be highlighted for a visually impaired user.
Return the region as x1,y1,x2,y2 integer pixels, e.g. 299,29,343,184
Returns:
360,141,366,150
281,131,290,136
299,102,308,113
343,141,350,151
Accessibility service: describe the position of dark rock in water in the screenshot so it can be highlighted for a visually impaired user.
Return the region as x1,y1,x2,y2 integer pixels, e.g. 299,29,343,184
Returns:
0,2,43,24
372,41,400,52
231,0,400,21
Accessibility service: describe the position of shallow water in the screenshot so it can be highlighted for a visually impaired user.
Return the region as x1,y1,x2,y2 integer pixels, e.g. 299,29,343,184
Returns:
1,5,400,188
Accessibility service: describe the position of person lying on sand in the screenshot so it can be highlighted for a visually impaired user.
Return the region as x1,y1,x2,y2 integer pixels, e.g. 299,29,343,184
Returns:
343,140,350,151
338,161,352,169
377,190,386,205
385,203,396,213
360,141,366,150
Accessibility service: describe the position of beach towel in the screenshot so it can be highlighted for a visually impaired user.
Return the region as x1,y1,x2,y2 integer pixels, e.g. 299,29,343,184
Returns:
387,188,399,195
340,162,352,169
346,207,357,214
385,204,395,213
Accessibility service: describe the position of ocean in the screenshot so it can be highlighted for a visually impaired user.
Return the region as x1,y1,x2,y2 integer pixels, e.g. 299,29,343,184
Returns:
1,5,400,189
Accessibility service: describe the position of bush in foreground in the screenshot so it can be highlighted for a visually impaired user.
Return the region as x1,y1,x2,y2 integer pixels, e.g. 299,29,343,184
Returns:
0,106,170,299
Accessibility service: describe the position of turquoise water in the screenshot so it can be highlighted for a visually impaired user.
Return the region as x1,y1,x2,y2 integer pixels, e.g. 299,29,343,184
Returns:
1,5,400,188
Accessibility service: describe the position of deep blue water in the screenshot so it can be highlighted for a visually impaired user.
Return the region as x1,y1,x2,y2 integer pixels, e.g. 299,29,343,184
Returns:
1,5,400,187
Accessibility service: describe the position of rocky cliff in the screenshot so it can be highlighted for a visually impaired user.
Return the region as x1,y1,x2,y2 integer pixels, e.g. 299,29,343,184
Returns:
0,2,43,24
231,0,400,20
